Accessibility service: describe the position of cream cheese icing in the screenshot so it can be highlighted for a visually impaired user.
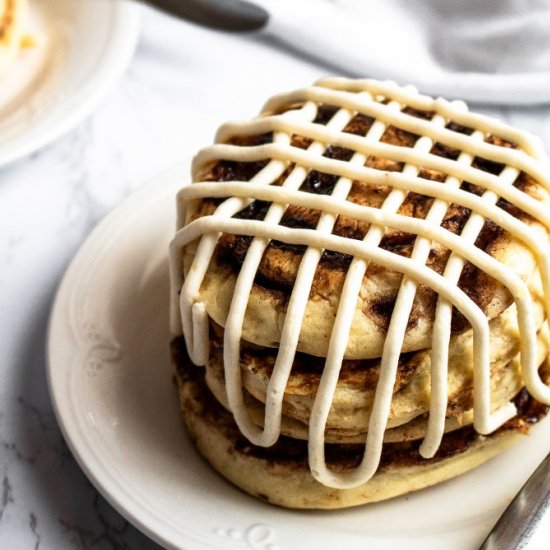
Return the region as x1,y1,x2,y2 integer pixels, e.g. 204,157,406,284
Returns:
169,78,550,489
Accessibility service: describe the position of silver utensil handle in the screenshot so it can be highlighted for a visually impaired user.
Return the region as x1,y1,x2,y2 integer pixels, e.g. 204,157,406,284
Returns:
480,451,550,549
141,0,269,32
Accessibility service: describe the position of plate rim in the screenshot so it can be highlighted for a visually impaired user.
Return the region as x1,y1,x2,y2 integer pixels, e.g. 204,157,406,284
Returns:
47,164,188,549
0,0,141,168
46,162,550,550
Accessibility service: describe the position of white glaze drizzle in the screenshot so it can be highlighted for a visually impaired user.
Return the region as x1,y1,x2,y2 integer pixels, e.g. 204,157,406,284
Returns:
170,79,550,489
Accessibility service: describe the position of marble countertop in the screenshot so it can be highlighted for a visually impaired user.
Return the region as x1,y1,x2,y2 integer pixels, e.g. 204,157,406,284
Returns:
1,7,550,549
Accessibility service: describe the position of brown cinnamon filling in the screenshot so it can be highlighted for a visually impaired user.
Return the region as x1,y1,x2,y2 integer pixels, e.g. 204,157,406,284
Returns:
208,321,420,395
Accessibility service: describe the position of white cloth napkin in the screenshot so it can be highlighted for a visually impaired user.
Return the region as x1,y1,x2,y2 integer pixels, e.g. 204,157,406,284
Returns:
258,0,550,104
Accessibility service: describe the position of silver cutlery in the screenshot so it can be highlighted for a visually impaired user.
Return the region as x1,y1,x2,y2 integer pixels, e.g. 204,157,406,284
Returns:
141,0,269,32
480,451,550,549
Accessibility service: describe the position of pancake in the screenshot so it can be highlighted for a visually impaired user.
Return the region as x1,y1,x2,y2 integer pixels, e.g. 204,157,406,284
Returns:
0,0,27,78
173,339,549,509
188,110,550,359
169,78,550,506
204,306,547,432
204,325,549,439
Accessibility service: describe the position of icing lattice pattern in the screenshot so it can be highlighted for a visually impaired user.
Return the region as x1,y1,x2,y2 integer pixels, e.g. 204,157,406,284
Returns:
170,78,550,489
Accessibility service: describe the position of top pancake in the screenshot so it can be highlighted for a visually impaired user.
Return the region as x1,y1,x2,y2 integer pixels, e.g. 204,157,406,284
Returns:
185,94,550,359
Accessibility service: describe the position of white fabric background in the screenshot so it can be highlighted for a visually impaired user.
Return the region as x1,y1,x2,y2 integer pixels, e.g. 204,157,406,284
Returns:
260,0,550,104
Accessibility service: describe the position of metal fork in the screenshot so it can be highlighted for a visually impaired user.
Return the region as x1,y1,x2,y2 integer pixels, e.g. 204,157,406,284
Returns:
480,451,550,549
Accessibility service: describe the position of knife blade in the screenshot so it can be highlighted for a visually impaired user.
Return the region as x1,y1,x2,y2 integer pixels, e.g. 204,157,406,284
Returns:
479,451,550,549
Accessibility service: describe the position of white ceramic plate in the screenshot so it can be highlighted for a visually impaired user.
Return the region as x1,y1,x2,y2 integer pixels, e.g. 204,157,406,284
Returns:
0,0,140,167
48,163,550,550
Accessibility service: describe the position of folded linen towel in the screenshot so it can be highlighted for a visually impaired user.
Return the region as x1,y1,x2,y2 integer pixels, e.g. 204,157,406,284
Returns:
258,0,550,104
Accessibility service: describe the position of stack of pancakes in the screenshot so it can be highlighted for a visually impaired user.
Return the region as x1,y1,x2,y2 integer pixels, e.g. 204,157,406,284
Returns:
0,0,28,78
171,79,550,509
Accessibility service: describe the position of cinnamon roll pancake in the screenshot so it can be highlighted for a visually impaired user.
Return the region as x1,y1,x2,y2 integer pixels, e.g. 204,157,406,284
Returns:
173,338,549,508
170,78,550,508
0,0,28,78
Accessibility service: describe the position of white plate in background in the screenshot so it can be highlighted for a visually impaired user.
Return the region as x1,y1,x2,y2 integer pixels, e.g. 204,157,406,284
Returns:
0,0,140,167
47,163,550,549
